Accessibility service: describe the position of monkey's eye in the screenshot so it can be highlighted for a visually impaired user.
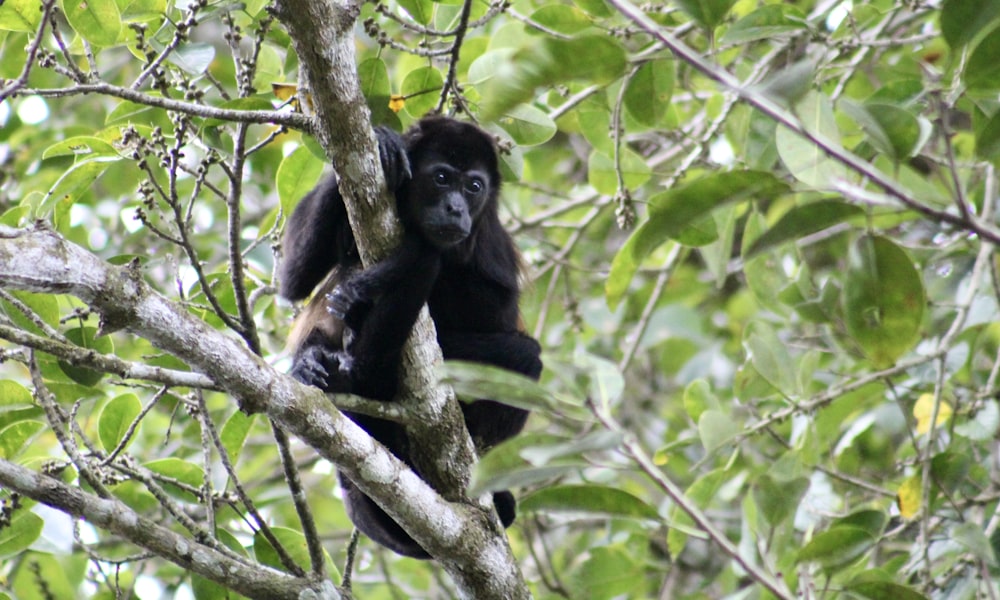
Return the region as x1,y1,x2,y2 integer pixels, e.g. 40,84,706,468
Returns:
433,170,450,186
465,179,484,195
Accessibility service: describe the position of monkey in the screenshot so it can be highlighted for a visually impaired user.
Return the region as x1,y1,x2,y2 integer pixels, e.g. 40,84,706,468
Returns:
279,115,542,558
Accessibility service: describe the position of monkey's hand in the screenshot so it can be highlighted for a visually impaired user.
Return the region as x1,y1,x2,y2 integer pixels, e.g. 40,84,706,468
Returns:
289,344,341,389
375,126,411,191
326,278,374,331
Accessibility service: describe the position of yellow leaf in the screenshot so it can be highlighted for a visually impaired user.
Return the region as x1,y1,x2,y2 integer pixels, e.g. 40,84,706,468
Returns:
913,393,952,434
271,82,297,102
896,475,921,519
653,448,669,466
389,95,406,113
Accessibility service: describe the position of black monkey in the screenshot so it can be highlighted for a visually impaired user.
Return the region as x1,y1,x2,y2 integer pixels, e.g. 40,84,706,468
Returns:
279,116,542,558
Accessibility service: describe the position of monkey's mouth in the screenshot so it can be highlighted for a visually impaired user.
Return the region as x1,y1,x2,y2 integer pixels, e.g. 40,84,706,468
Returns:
432,226,470,245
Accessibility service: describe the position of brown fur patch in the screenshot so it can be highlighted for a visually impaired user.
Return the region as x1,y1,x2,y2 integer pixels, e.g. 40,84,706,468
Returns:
286,270,346,352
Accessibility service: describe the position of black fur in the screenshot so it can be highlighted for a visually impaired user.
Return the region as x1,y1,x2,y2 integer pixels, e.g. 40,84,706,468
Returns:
279,116,542,558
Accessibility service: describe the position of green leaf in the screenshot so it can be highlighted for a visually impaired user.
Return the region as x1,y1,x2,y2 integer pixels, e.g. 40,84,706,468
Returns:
624,60,674,127
587,148,651,196
574,0,612,17
472,464,583,497
576,103,613,154
9,552,80,598
145,458,204,501
520,484,659,520
253,527,308,574
397,0,433,25
974,108,1000,160
43,158,119,214
835,510,888,537
755,60,815,108
775,91,849,189
965,25,1000,91
0,511,43,560
57,327,114,386
0,0,43,33
952,522,997,565
674,0,737,30
571,545,644,599
478,35,626,120
276,146,325,217
120,0,166,22
797,526,876,572
667,469,724,557
743,320,796,394
43,136,120,160
682,379,719,422
359,57,399,127
98,393,141,453
62,0,122,46
843,101,927,161
358,57,390,99
0,380,34,414
930,451,971,495
575,352,625,408
168,42,215,75
401,66,443,118
0,292,59,335
190,574,235,600
518,430,623,465
941,0,1000,49
221,411,254,465
470,433,589,496
438,361,555,413
843,235,925,368
720,5,807,45
496,104,556,146
745,199,864,258
106,97,155,124
667,213,717,245
606,171,789,307
848,581,928,600
743,209,790,314
0,420,45,459
467,48,515,88
697,409,738,451
528,5,592,35
955,400,1000,440
746,108,779,170
753,474,809,527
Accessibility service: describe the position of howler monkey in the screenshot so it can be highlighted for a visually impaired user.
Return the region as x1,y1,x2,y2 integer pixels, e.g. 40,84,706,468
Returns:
279,116,542,558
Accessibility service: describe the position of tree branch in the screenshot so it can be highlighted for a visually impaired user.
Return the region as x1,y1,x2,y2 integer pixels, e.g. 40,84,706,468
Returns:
0,321,218,390
0,459,331,600
19,82,310,130
0,225,525,599
607,0,1000,244
270,3,522,596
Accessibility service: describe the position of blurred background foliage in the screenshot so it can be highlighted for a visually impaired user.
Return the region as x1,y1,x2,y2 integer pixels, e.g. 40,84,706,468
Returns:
2,0,1000,598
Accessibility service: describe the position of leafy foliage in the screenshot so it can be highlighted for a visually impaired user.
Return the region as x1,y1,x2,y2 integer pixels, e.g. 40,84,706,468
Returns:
2,0,1000,599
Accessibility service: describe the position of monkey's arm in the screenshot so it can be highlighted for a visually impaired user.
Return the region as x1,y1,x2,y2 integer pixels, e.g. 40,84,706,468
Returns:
279,127,410,301
329,234,442,400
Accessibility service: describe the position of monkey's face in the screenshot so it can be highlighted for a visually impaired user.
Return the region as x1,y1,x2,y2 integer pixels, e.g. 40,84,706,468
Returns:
402,155,492,249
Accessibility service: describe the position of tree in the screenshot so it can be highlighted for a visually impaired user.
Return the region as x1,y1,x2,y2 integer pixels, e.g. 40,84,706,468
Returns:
2,0,1000,598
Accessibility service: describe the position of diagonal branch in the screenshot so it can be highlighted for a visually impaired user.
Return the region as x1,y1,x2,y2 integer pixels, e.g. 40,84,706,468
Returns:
607,0,1000,245
0,224,523,599
0,459,326,600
